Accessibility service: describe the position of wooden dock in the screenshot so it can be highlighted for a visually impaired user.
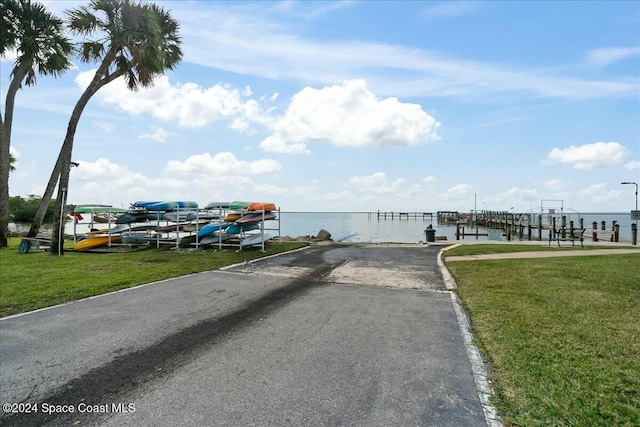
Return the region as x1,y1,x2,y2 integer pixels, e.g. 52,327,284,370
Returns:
447,211,635,243
369,211,434,220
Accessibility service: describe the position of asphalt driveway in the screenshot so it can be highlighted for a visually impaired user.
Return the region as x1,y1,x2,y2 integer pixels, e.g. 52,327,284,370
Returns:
1,243,490,426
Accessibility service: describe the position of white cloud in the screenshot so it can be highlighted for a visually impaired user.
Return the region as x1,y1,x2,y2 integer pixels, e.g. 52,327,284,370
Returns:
348,172,407,195
139,127,170,143
490,187,541,207
74,159,154,188
94,121,114,133
586,46,640,67
75,72,271,131
422,176,436,184
165,152,281,176
547,142,628,170
260,80,440,153
544,179,571,191
259,136,311,154
440,183,473,200
253,183,288,195
579,183,623,204
625,160,640,170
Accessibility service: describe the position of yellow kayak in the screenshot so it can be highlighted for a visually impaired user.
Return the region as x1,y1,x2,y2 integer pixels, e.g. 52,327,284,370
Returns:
73,236,122,251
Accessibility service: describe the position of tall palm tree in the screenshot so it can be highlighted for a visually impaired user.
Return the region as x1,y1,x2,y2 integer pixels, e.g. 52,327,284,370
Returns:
26,0,183,254
0,0,73,247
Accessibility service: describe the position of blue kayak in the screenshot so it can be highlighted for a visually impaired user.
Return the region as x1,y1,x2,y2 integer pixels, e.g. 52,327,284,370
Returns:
226,223,260,235
116,212,164,224
131,201,199,211
197,222,231,238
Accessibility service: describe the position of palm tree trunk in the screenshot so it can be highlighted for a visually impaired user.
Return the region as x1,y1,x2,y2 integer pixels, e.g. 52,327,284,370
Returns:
50,50,120,255
0,58,31,246
26,148,64,237
0,115,9,247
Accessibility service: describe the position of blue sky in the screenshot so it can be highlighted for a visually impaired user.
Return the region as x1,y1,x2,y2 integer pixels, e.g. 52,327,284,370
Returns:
2,0,639,213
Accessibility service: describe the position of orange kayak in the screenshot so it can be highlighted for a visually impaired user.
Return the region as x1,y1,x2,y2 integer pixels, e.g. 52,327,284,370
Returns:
248,202,277,212
224,213,242,222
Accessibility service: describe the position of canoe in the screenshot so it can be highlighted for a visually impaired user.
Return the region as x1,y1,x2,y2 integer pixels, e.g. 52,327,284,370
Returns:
229,201,251,211
73,236,122,251
195,212,221,221
163,211,198,222
73,205,128,214
144,201,198,211
226,223,260,235
224,212,242,222
131,201,163,208
121,234,176,245
200,234,234,245
236,212,277,225
92,213,121,223
108,223,158,234
240,232,272,247
197,222,231,238
248,202,277,212
130,201,198,211
116,212,163,224
204,201,231,210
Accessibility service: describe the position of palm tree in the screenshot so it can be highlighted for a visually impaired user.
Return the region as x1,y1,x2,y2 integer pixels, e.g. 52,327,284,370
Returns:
0,0,73,247
27,0,183,254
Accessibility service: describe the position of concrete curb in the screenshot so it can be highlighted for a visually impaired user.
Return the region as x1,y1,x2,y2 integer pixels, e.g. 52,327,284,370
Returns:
438,249,503,427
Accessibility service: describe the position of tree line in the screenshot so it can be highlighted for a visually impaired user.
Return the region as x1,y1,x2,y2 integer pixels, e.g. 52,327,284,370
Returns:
9,195,57,223
0,0,183,254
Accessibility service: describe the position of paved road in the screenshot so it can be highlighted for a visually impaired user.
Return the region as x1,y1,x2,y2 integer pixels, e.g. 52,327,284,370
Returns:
1,244,488,426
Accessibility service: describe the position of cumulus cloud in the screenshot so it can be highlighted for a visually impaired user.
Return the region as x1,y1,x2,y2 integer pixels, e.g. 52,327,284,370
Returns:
165,152,281,176
440,183,473,200
139,127,170,143
74,159,148,187
544,179,571,191
586,46,640,67
260,80,440,153
579,183,623,204
422,176,436,184
547,142,628,170
94,121,114,133
491,187,540,207
625,160,640,170
259,136,311,154
253,183,288,195
75,72,271,131
348,172,407,194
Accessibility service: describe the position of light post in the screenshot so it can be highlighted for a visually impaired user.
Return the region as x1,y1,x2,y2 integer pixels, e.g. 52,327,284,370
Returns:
621,181,638,245
57,161,79,255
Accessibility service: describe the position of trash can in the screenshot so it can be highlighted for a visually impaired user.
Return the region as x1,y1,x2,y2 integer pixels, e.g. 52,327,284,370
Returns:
424,227,436,243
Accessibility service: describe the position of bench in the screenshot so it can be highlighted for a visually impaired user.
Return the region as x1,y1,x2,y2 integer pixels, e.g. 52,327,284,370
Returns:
549,228,585,248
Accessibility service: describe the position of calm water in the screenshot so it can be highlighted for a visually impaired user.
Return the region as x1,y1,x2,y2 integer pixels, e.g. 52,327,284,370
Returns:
10,212,635,244
279,212,635,243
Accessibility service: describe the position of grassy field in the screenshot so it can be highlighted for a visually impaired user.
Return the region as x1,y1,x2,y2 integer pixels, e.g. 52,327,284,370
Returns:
445,245,640,426
0,237,308,317
444,243,636,256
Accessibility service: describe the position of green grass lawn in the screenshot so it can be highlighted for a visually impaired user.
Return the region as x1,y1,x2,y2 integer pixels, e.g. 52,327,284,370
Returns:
444,243,637,257
0,237,308,317
446,250,640,426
